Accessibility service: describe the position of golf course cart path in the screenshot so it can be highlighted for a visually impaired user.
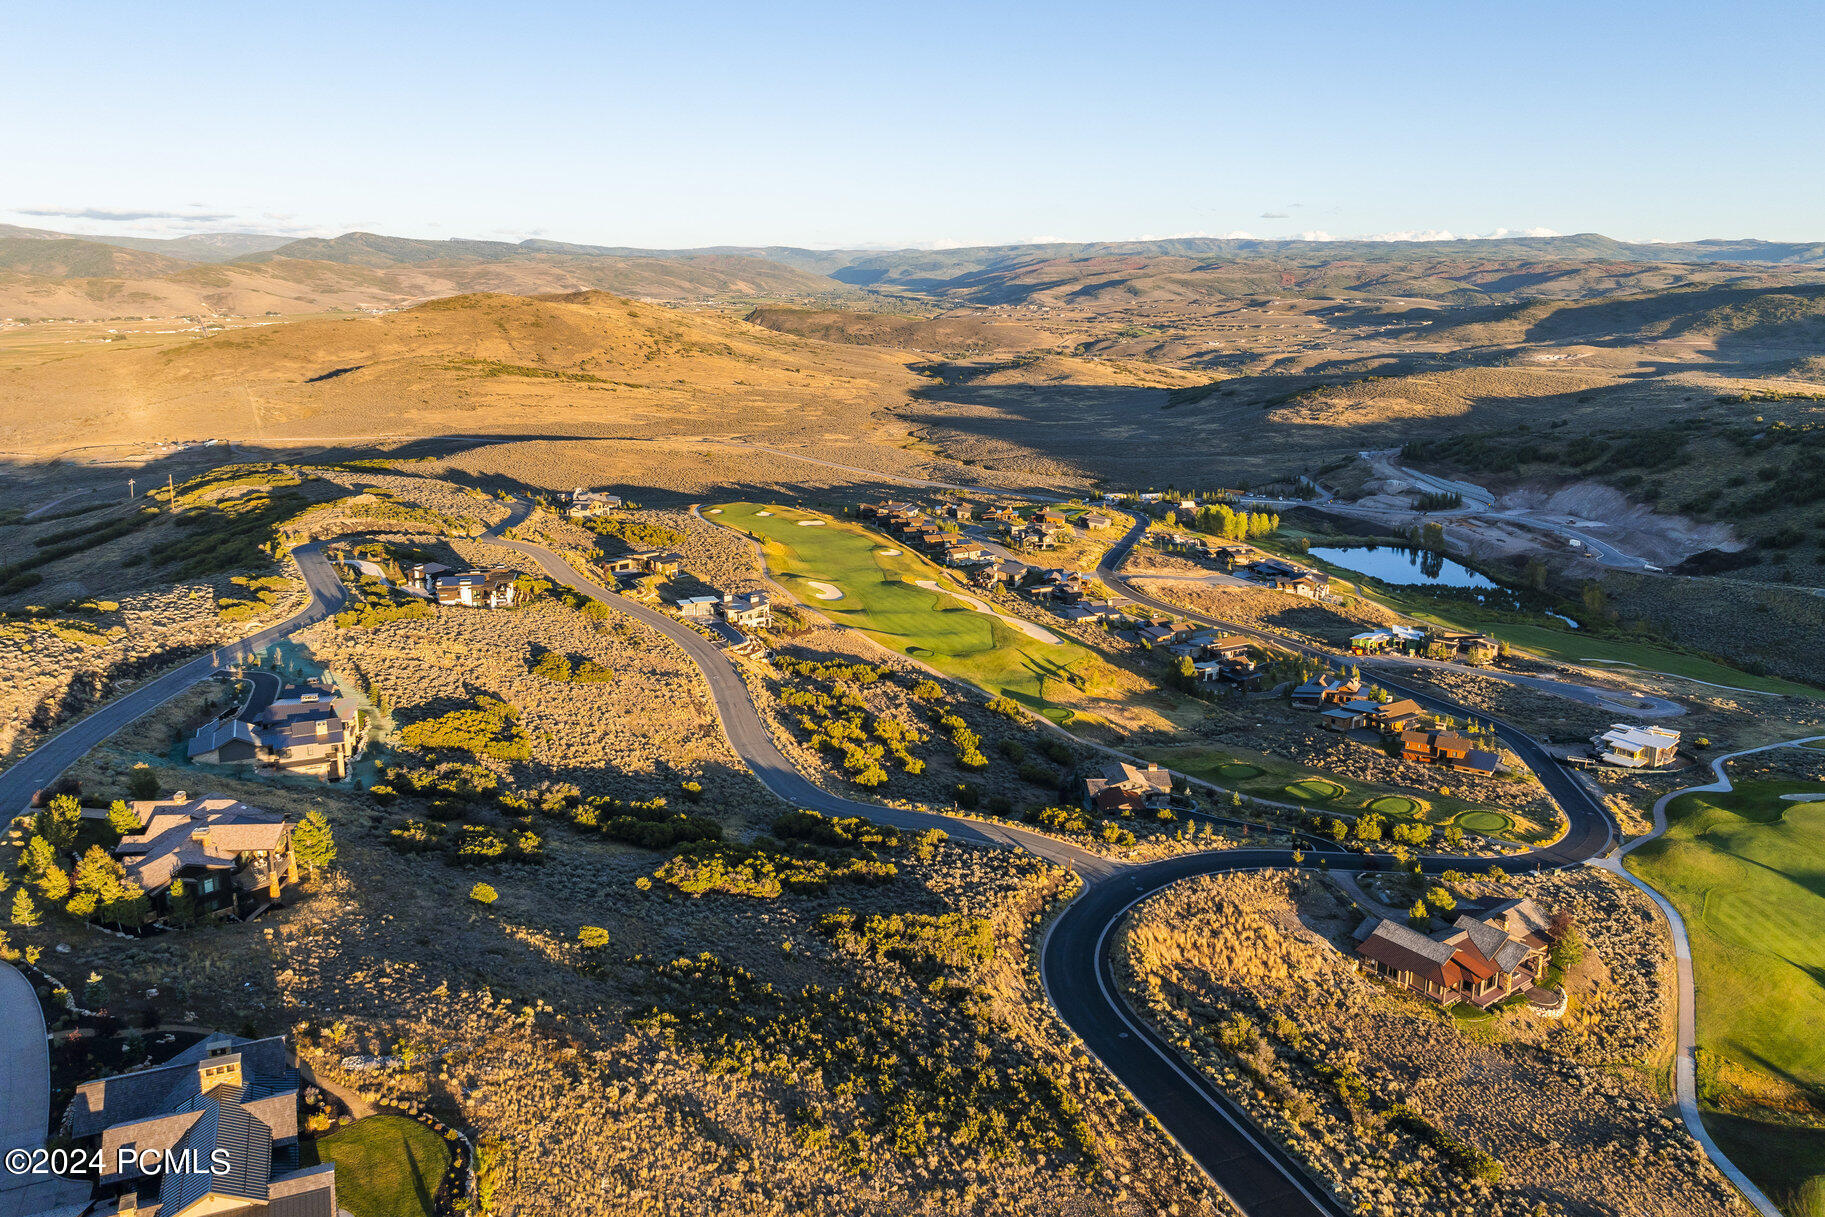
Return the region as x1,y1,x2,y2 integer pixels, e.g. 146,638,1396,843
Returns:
912,579,1062,643
0,542,350,813
1595,735,1825,1217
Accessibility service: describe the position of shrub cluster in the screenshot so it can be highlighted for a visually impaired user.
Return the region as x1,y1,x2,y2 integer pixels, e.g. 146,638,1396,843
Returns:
397,696,531,761
630,952,1096,1165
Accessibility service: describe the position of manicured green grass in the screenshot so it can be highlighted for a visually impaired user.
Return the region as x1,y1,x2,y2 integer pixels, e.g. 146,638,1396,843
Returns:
1706,1114,1825,1217
1139,743,1545,841
1453,809,1512,834
1628,778,1825,1208
303,1114,451,1217
717,503,1112,721
1458,621,1821,698
1285,777,1345,802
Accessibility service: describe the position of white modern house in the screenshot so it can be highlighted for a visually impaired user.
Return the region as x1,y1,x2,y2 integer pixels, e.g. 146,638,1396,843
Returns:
1592,724,1681,768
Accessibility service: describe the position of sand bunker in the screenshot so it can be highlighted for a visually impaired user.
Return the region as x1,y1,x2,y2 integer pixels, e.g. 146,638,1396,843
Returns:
914,579,1061,644
805,580,844,600
877,548,901,556
755,510,773,516
796,519,826,526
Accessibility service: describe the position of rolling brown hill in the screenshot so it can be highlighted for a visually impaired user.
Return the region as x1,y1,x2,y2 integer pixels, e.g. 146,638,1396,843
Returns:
0,251,856,322
745,306,1056,353
0,290,918,454
0,236,191,280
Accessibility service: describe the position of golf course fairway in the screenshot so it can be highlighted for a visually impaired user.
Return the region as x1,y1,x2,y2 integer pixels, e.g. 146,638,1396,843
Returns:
715,503,1118,723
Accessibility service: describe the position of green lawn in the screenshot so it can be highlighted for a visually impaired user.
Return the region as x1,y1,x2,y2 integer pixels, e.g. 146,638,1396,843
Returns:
1628,778,1825,1211
717,502,1119,722
1138,742,1548,842
303,1114,452,1217
1285,777,1346,802
1447,620,1821,699
1268,537,1820,699
1453,809,1512,834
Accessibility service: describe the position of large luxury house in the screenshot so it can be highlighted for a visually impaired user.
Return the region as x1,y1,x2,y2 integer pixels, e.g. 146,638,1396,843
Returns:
1355,898,1554,1007
1592,724,1681,768
112,793,297,919
566,486,623,518
1400,729,1501,776
1081,761,1174,814
188,681,359,779
69,1033,338,1217
434,569,518,608
717,591,772,629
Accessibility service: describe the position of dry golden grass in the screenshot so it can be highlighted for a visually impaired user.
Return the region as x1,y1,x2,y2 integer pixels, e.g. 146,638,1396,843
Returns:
1118,868,1737,1217
0,291,919,456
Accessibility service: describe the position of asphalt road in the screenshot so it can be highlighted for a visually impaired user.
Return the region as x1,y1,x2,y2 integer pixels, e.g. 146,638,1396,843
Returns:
474,512,1107,875
0,543,347,813
0,485,1722,1215
483,505,1641,1215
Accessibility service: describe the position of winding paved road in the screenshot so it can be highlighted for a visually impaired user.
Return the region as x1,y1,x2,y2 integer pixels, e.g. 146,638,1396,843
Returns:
478,504,1698,1215
0,482,1763,1216
0,543,348,814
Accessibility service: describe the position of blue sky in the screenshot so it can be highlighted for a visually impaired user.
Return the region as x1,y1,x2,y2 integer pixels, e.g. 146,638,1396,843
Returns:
5,1,1821,249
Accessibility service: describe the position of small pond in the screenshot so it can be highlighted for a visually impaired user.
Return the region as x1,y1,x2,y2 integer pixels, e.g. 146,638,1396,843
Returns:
1308,545,1496,589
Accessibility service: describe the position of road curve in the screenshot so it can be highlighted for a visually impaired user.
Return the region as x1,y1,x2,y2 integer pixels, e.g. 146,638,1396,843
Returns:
472,511,1110,876
0,484,1748,1214
1595,739,1825,1217
482,505,1699,1214
0,543,349,813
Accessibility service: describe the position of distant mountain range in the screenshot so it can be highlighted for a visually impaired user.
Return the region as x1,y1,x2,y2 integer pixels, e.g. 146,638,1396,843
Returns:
5,222,1825,320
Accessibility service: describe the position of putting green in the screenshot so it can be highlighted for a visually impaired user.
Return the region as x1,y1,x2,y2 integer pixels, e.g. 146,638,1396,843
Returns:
1454,810,1511,834
1285,778,1345,802
1216,762,1263,781
1368,795,1421,816
716,502,1108,718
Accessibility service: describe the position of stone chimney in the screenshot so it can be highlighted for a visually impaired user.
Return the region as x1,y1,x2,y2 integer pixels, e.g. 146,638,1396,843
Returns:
197,1039,243,1093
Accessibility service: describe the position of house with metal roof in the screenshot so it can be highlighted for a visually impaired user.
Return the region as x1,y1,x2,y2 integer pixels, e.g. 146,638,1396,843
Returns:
1399,729,1501,775
69,1033,337,1217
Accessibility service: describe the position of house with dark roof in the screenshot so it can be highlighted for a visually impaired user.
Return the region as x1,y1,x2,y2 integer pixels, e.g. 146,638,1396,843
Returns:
1399,730,1501,775
1292,674,1361,710
1080,761,1173,814
112,793,296,919
69,1033,337,1217
1321,698,1382,731
1428,627,1499,665
188,682,359,780
1354,897,1553,1007
434,569,517,609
